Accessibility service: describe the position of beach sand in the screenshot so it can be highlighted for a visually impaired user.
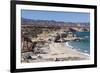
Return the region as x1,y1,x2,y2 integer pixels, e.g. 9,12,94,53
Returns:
22,42,89,63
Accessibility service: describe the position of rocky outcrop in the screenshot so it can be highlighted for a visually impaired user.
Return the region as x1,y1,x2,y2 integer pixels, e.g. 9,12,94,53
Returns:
21,37,37,53
21,36,50,54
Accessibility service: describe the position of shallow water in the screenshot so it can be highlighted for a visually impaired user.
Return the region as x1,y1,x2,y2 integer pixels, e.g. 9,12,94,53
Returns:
66,32,90,55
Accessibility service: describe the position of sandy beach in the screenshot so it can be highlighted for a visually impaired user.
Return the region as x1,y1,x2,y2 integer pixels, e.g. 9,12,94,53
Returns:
21,42,89,63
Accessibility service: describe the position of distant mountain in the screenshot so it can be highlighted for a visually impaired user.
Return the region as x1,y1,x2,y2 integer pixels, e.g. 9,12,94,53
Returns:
21,18,90,27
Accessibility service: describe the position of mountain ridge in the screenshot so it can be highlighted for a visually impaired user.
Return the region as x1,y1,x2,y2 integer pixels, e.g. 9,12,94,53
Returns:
21,18,90,27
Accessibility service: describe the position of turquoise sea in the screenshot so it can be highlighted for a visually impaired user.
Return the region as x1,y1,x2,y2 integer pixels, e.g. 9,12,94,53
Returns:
66,32,90,55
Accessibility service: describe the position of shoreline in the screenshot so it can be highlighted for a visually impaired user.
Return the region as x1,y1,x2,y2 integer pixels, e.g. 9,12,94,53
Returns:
49,42,89,59
21,42,89,63
65,42,90,57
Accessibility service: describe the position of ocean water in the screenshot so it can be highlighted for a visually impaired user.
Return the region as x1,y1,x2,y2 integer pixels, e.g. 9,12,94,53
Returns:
66,32,90,55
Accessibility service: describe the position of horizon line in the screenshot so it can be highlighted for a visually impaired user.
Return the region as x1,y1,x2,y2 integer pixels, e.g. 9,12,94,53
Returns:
21,17,90,23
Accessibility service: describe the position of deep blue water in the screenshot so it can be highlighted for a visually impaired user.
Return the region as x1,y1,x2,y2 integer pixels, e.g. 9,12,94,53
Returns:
67,32,90,55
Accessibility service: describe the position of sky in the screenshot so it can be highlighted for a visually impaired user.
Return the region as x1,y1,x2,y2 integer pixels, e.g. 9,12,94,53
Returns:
21,10,90,23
